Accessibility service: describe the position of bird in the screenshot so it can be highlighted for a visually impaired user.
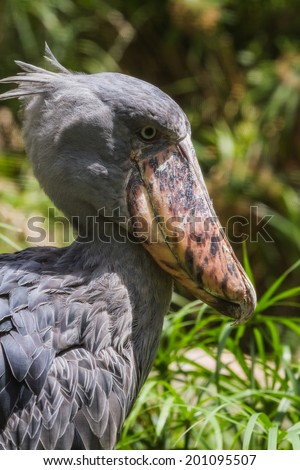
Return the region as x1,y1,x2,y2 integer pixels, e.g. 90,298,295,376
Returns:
0,45,256,450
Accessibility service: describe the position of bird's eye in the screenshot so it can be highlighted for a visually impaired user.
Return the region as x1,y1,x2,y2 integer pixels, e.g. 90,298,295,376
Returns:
139,126,157,141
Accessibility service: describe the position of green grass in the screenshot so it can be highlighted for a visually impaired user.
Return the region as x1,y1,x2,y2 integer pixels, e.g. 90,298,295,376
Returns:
117,261,300,450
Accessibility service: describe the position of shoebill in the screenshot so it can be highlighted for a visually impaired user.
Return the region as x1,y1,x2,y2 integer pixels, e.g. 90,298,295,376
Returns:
0,46,256,449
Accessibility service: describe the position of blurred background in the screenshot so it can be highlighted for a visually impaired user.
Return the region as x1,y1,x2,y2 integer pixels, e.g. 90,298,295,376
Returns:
1,0,300,449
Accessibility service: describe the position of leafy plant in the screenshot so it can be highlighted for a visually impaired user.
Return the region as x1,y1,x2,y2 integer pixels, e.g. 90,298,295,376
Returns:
118,260,300,450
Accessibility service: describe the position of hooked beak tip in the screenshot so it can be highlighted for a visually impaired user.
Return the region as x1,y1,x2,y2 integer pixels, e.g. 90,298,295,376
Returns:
199,281,256,325
226,284,257,326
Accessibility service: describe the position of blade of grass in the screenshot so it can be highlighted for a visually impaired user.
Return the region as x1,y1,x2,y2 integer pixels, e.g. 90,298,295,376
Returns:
267,424,278,449
256,259,300,313
243,413,260,450
155,396,174,437
0,233,22,251
286,432,300,450
215,323,233,390
242,242,255,287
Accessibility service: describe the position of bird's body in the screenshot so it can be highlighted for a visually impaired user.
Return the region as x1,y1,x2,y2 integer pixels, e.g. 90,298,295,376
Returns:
0,236,171,449
0,47,256,449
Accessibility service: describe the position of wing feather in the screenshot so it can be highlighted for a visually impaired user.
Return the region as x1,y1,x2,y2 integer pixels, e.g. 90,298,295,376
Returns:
0,246,135,449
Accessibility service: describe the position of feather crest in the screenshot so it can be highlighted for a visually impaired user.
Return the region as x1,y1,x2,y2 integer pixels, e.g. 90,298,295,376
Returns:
0,43,70,101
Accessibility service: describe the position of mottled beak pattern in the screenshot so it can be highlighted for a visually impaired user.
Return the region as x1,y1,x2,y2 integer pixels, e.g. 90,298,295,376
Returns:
127,135,256,324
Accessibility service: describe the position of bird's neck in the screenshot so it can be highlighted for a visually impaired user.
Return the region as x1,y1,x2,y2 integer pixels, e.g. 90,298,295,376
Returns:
66,221,173,388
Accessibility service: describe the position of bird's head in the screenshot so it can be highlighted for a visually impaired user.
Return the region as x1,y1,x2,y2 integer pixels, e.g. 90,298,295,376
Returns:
0,47,256,324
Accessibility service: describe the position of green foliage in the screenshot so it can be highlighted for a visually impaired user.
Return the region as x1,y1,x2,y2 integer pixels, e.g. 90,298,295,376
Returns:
118,261,300,450
1,0,300,451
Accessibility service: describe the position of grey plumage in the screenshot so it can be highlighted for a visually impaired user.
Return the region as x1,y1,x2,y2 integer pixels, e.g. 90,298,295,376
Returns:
0,47,256,449
0,242,171,449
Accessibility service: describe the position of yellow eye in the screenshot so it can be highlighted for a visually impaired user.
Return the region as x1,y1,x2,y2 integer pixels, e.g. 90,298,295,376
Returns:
139,126,157,141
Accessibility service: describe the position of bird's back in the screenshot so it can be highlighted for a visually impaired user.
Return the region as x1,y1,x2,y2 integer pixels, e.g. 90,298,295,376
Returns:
0,245,135,449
